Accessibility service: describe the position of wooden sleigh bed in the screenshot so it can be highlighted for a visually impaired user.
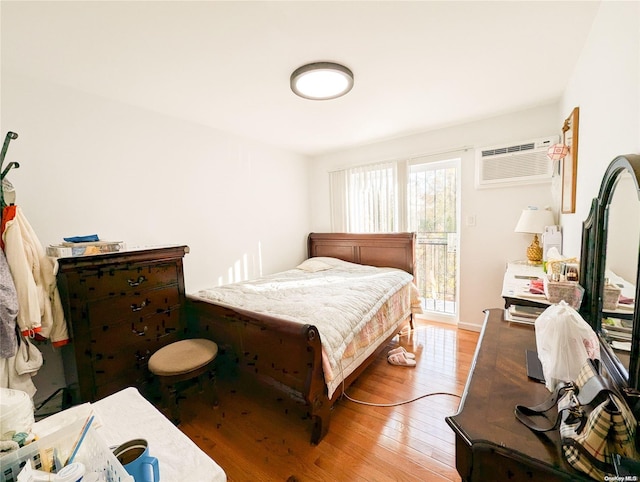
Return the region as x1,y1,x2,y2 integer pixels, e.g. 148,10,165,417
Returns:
186,232,417,444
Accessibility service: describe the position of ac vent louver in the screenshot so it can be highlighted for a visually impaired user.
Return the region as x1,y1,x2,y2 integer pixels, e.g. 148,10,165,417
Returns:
475,136,559,188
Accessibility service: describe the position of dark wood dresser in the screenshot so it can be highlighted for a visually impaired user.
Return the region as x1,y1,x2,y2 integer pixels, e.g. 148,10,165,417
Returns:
56,245,189,403
446,308,590,481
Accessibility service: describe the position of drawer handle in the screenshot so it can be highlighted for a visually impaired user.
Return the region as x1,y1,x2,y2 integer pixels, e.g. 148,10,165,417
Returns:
136,352,150,363
132,326,148,336
130,299,149,312
128,276,147,287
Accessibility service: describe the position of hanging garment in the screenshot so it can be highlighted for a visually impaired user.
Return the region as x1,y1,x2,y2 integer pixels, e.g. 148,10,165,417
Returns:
0,355,36,398
1,205,69,346
0,249,19,358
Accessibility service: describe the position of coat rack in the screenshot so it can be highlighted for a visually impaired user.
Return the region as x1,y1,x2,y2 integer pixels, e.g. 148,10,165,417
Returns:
0,131,20,210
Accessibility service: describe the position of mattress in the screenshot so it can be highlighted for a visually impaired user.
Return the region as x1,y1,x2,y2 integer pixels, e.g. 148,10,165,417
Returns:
191,257,419,398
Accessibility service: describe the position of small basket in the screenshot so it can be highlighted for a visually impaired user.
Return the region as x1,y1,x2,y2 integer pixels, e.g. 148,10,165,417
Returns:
0,417,133,482
604,284,622,310
544,279,585,309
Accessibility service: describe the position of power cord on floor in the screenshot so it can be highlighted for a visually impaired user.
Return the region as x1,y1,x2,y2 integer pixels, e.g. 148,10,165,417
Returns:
342,390,460,407
338,324,461,407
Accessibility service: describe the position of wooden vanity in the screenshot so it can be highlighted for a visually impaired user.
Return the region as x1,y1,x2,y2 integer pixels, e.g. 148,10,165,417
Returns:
446,308,590,481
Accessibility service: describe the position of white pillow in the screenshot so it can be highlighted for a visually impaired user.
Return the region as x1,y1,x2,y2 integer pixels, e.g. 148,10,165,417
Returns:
296,258,333,272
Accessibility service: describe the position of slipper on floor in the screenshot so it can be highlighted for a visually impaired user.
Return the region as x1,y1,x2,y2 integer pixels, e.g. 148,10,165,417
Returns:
388,347,415,359
387,352,416,367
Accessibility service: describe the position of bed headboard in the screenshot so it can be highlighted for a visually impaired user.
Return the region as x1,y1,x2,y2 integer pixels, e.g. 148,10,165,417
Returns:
307,232,416,275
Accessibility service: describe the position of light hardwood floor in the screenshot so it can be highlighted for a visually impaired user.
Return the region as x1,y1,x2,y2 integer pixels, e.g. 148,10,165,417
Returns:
178,318,480,482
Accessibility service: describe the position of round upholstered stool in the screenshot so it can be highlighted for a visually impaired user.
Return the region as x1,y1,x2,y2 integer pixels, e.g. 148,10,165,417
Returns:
148,338,218,424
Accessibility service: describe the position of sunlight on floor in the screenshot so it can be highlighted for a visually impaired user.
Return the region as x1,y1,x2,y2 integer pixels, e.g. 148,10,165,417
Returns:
400,320,459,376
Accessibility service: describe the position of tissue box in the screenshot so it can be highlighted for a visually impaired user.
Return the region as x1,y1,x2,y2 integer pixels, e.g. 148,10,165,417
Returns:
604,284,622,310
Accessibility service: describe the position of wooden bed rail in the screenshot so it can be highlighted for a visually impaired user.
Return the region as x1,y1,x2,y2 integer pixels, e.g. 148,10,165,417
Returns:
186,297,331,443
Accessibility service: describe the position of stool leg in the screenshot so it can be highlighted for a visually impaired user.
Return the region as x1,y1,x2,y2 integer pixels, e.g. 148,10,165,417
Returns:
197,371,206,393
209,368,219,408
159,379,180,424
197,367,218,408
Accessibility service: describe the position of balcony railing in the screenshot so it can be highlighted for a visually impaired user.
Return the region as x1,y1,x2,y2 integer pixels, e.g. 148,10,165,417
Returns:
415,233,457,314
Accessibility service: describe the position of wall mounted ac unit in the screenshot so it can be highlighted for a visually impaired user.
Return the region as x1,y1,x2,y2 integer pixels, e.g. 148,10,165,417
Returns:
475,136,559,188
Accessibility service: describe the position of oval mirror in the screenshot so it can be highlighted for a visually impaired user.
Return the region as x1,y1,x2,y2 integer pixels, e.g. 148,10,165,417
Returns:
600,170,640,375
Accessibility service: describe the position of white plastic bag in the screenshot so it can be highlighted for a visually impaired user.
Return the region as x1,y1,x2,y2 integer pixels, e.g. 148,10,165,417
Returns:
534,300,600,392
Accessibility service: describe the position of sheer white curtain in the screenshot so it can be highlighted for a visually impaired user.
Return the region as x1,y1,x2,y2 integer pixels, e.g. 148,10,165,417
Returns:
329,162,397,232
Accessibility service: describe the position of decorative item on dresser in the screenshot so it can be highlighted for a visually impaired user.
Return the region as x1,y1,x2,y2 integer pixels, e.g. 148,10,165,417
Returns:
514,207,556,264
56,245,189,404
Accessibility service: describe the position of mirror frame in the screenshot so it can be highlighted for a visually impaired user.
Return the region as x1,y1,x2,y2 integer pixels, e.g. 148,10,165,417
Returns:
580,154,640,390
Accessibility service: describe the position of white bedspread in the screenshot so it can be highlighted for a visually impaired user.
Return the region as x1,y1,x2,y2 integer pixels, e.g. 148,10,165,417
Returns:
191,257,414,394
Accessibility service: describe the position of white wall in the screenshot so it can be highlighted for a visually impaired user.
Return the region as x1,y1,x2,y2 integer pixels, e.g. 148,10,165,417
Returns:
1,74,311,294
1,74,312,404
310,104,559,331
559,1,640,256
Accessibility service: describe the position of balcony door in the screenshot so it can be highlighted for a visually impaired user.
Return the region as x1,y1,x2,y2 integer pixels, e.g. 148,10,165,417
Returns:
405,156,460,322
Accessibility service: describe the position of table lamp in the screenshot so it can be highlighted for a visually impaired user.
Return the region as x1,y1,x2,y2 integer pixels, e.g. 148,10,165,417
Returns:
514,207,555,264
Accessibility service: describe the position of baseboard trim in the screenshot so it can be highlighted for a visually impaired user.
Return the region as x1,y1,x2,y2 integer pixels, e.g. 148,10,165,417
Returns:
457,320,482,332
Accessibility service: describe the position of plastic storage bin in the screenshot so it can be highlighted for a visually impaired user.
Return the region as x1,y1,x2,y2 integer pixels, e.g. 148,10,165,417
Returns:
0,417,133,482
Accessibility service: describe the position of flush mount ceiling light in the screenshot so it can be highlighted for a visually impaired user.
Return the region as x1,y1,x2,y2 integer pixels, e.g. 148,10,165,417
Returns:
290,62,354,100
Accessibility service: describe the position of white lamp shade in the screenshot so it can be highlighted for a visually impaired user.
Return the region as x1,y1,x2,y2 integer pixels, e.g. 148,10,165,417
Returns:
514,208,555,234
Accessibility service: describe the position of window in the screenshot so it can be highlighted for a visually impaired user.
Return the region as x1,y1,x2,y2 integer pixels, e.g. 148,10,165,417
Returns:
330,154,460,318
330,162,396,232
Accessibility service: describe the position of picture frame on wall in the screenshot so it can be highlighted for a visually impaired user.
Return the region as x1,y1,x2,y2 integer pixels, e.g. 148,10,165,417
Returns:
561,107,579,214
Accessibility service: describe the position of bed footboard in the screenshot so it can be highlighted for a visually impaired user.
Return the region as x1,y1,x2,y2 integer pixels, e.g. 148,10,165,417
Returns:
186,297,332,444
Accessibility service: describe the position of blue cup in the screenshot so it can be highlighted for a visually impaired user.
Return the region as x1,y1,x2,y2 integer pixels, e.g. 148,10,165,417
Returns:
113,439,160,482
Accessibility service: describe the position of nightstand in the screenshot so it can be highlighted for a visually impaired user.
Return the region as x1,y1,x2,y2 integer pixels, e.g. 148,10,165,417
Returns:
501,261,550,323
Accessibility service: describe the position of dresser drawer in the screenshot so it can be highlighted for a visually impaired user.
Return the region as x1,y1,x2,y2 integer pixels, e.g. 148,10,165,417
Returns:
82,262,179,301
89,308,182,346
88,286,181,326
92,331,181,388
95,376,152,401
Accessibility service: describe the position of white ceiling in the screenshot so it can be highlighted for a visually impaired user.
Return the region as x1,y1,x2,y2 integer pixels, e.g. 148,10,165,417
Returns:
1,1,601,156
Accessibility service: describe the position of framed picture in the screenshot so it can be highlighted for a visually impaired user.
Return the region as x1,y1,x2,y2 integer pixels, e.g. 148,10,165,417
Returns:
561,107,579,214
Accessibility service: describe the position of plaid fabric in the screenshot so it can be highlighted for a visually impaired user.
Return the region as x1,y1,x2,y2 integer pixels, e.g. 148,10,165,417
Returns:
559,361,637,479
